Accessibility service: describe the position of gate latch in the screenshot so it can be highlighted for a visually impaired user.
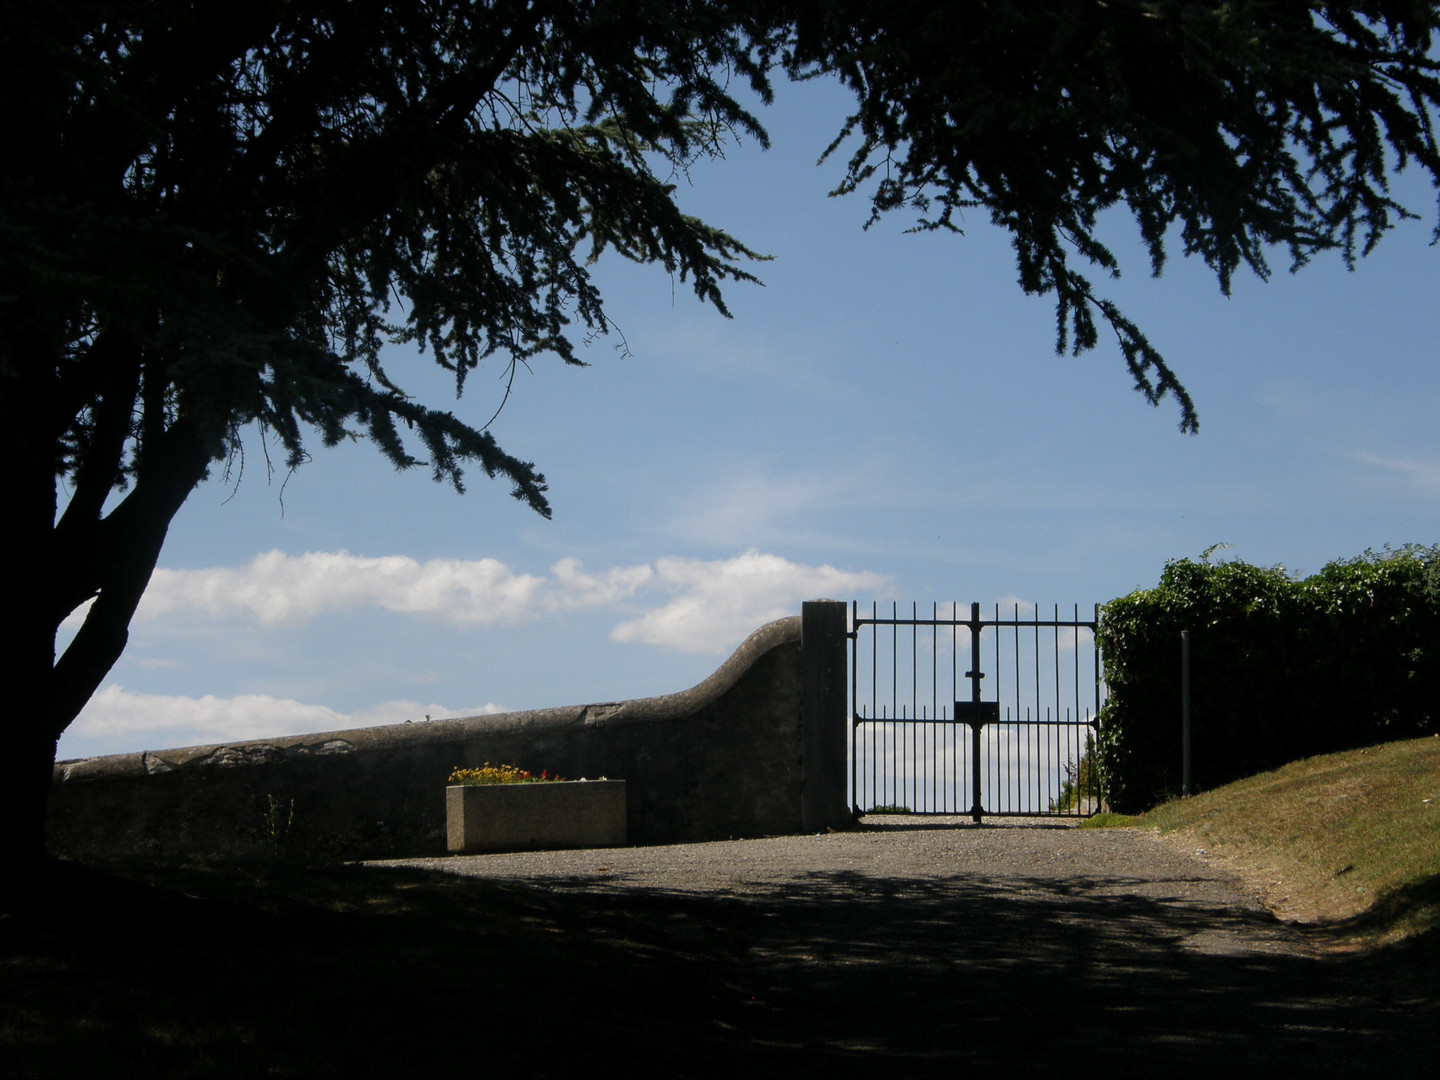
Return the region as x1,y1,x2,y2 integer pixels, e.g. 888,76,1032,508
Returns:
953,701,1000,728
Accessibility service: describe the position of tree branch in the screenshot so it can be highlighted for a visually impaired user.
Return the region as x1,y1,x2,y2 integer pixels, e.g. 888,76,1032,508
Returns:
50,415,215,737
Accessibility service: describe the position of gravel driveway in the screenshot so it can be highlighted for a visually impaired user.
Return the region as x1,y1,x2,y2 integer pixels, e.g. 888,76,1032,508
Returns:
386,817,1297,955
376,819,1433,1072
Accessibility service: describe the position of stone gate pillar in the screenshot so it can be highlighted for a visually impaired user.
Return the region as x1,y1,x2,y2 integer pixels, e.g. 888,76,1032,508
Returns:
800,599,849,831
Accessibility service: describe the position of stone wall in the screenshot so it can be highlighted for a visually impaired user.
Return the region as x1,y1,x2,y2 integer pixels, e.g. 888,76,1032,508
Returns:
48,603,850,862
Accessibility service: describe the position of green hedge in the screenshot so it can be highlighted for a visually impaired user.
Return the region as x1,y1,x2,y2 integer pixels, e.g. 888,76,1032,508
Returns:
1096,546,1440,813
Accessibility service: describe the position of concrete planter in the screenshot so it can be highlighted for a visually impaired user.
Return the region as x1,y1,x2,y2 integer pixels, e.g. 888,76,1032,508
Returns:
446,780,627,854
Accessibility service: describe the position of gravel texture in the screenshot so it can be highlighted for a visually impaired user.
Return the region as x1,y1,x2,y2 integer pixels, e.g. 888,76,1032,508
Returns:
382,818,1306,959
374,818,1435,1071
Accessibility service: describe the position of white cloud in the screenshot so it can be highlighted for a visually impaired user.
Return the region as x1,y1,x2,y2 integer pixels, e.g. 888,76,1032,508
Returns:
72,685,347,742
130,551,658,628
1352,451,1440,495
548,557,653,608
121,549,886,658
68,685,505,750
139,550,545,627
610,549,890,654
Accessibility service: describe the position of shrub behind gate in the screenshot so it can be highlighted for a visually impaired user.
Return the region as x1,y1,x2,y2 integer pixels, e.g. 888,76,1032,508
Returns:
1097,546,1440,813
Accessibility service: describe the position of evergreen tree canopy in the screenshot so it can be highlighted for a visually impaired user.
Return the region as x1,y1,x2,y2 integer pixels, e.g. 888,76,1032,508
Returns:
3,1,1440,860
771,1,1440,431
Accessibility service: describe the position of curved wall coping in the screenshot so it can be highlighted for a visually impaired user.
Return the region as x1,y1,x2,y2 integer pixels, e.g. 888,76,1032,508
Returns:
53,615,803,784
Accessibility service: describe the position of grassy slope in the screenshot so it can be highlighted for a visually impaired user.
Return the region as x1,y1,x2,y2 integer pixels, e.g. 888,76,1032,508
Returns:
1089,736,1440,949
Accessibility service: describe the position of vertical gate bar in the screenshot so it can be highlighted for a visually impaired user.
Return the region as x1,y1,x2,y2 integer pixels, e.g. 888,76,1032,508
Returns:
882,601,887,810
893,601,900,809
994,612,1001,815
898,604,905,810
911,601,918,812
1071,705,1082,817
1023,603,1030,813
1074,603,1083,816
933,601,944,812
1094,602,1102,814
875,609,881,813
850,601,856,815
921,704,927,813
983,621,992,815
1073,602,1081,730
952,602,960,814
989,607,998,814
1036,610,1048,812
1054,603,1062,815
1072,603,1080,816
997,605,1007,814
1075,703,1082,816
1055,704,1060,815
1044,612,1051,812
996,604,1006,814
1094,603,1102,813
968,601,983,823
1075,706,1081,816
994,606,1002,814
987,609,995,813
1012,603,1020,815
870,601,878,813
980,619,988,815
1025,610,1036,812
932,602,938,813
886,601,894,810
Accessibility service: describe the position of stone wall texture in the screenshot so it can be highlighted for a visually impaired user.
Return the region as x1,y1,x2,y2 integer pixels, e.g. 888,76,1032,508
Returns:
47,613,830,862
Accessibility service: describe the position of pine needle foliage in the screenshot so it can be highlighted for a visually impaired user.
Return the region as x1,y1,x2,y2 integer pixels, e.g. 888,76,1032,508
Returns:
766,1,1440,433
0,3,776,824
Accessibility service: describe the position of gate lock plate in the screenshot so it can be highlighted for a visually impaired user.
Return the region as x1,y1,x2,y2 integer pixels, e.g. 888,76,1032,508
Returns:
953,701,1000,727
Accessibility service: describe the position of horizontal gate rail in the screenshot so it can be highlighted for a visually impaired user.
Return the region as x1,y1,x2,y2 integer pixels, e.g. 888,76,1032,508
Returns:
850,601,1104,822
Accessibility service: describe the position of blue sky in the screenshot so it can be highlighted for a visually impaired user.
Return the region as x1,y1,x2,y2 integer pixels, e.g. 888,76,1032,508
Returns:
58,76,1440,760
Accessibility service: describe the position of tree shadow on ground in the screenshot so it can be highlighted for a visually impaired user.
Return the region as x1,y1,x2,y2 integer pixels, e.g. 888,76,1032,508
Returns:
2,856,1434,1077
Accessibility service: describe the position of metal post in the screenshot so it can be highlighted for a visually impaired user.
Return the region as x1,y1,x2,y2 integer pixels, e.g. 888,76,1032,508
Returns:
1181,629,1192,797
967,602,984,823
850,601,858,818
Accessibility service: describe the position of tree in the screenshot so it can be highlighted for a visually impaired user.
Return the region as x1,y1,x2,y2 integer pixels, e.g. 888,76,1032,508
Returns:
5,2,1440,863
770,1,1440,433
1,0,774,863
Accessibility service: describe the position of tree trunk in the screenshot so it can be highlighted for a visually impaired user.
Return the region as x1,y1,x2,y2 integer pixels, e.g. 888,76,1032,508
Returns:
0,426,61,868
0,707,61,870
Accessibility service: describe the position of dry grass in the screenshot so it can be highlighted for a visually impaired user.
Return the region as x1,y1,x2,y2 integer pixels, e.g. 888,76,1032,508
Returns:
1135,735,1440,948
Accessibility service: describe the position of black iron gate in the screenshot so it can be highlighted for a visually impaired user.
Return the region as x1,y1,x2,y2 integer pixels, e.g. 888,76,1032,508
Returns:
850,601,1103,822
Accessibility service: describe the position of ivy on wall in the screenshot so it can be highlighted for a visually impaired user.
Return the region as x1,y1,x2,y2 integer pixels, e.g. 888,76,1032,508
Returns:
1096,546,1440,813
